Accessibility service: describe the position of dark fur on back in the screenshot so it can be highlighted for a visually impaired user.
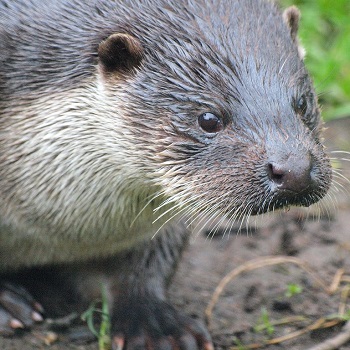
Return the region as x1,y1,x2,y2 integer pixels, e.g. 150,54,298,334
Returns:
1,0,303,94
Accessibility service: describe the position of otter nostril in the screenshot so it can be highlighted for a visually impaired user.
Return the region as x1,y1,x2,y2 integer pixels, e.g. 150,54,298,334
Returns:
267,163,285,185
266,155,314,193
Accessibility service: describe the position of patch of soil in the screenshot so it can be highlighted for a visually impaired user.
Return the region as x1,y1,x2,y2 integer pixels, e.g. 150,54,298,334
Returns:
1,117,350,349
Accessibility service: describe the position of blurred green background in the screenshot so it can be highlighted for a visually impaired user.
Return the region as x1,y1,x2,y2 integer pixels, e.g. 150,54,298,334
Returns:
280,0,350,121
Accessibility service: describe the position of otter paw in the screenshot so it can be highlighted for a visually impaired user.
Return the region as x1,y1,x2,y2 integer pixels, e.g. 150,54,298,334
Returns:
111,297,213,350
0,281,44,335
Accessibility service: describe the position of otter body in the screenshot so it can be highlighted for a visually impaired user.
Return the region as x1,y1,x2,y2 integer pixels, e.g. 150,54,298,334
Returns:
0,0,331,348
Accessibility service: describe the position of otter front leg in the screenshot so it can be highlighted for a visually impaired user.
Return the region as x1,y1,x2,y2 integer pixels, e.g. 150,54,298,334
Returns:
108,222,213,350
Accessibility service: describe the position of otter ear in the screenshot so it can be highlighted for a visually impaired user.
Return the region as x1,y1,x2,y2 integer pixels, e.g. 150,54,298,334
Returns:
283,6,306,60
98,33,144,75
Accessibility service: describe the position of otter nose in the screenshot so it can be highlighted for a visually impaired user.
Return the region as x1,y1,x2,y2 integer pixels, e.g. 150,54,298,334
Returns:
267,155,312,193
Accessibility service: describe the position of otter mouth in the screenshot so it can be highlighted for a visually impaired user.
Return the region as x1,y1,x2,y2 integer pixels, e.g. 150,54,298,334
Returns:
247,188,326,216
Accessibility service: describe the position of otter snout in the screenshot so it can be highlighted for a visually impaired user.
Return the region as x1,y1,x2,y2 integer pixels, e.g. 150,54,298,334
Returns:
267,153,313,194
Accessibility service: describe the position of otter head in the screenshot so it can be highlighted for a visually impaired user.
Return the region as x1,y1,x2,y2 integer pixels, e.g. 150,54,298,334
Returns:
97,0,332,225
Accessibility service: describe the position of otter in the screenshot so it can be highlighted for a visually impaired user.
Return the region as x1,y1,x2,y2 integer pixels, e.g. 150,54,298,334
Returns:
0,0,332,349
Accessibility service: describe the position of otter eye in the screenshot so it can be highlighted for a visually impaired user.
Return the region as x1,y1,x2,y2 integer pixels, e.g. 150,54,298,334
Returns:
198,113,223,133
295,95,308,115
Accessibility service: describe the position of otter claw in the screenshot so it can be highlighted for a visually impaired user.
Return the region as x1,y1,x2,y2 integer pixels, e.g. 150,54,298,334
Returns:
32,310,44,322
0,280,44,334
111,296,212,350
112,335,125,350
10,318,25,329
203,342,215,350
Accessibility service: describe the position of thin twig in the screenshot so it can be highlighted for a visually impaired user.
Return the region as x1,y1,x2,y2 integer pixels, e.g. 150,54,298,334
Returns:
338,285,350,316
205,255,329,326
305,320,350,350
228,318,345,350
329,269,345,294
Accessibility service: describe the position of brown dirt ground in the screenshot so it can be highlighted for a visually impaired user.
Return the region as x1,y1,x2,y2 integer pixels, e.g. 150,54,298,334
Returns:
1,117,350,350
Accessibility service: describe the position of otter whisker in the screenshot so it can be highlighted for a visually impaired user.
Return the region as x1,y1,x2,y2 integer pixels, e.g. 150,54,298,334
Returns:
221,201,250,238
153,191,204,223
153,181,206,213
194,197,234,239
226,201,251,236
211,195,254,237
332,170,350,186
130,189,167,227
321,192,337,220
151,189,215,238
185,192,232,227
330,178,350,195
186,200,223,233
315,195,335,222
330,150,350,156
195,202,230,239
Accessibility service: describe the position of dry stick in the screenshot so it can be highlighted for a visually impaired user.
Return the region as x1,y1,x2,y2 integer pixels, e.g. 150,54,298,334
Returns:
205,255,329,326
340,276,350,284
271,315,308,327
305,320,350,350
228,318,343,350
329,268,345,294
266,319,341,346
339,285,350,316
303,285,350,350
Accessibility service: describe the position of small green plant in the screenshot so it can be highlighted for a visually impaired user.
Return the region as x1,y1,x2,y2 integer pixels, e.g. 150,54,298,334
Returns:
254,307,275,337
233,337,248,350
285,283,303,298
81,286,111,350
